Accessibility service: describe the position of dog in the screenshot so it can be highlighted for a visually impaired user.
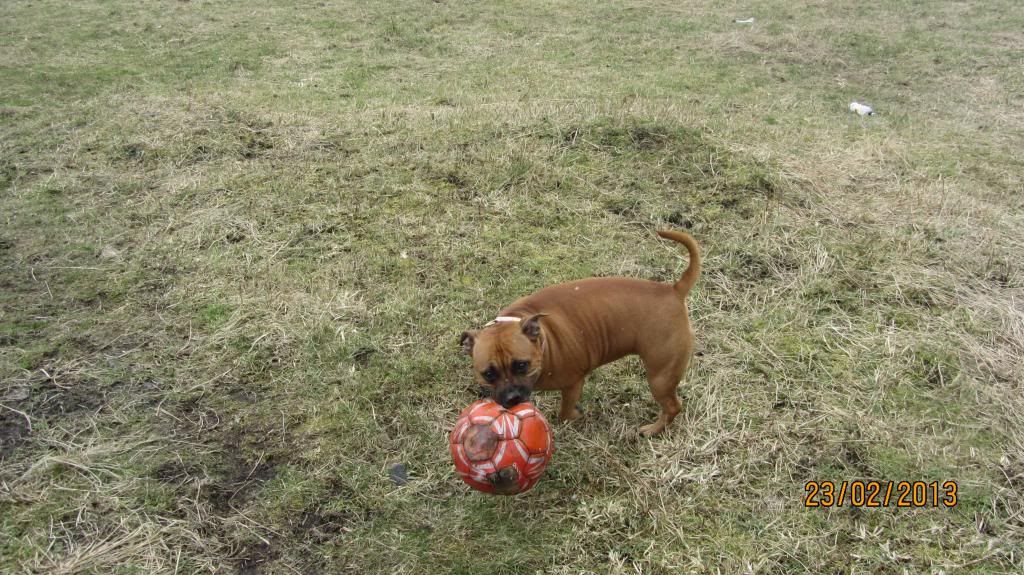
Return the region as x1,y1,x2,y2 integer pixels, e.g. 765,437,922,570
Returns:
461,230,700,436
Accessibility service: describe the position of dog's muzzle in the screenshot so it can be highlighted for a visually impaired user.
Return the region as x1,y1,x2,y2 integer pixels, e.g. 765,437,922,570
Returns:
496,385,530,408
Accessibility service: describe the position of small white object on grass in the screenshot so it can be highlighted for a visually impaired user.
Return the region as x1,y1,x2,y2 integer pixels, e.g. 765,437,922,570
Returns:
99,245,121,260
849,102,875,116
734,18,755,24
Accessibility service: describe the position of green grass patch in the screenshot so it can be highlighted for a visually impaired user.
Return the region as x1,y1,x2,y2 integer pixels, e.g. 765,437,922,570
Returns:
2,0,1022,573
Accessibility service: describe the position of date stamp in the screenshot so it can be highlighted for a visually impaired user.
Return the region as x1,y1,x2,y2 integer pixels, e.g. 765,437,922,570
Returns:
804,481,958,508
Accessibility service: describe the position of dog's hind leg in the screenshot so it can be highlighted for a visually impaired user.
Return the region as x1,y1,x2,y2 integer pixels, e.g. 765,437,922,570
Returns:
638,351,689,437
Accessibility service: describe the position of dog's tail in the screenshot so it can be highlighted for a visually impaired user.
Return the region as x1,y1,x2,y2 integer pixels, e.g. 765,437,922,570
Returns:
656,230,701,298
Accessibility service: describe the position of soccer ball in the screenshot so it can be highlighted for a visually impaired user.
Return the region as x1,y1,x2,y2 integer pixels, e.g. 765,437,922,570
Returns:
449,399,554,495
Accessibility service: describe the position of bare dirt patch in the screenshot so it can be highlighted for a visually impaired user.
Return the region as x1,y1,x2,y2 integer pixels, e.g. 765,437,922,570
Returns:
235,541,280,575
0,409,30,459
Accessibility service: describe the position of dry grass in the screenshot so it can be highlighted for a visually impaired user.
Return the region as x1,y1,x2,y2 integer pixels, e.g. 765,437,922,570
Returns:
2,0,1023,573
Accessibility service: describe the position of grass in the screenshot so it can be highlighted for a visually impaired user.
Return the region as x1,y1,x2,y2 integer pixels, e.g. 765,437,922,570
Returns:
2,0,1023,572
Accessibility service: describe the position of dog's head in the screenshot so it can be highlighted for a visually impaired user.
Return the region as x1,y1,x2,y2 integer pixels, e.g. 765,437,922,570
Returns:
460,314,547,408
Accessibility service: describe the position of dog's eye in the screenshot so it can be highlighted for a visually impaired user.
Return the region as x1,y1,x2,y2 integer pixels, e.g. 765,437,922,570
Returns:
482,367,499,383
511,360,530,375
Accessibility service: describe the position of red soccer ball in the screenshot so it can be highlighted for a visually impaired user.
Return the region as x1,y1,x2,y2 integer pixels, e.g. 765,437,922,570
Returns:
449,399,554,495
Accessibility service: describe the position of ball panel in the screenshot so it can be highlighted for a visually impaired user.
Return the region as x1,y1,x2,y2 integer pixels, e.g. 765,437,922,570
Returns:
458,471,495,493
463,424,498,461
493,438,530,475
509,404,536,418
518,415,552,455
450,419,470,444
473,459,497,475
491,412,521,439
465,399,501,425
524,455,549,478
511,438,532,464
477,400,505,417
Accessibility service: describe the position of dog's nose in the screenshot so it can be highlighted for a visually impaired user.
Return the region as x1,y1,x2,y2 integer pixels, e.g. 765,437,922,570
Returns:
498,388,527,408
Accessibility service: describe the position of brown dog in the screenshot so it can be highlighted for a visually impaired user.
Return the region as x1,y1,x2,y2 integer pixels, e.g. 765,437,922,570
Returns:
461,230,700,436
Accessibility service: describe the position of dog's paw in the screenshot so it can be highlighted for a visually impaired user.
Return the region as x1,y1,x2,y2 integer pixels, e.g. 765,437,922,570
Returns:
560,408,583,423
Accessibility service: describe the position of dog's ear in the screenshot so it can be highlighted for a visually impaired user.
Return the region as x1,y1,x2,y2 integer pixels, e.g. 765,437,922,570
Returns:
521,314,547,341
460,330,478,356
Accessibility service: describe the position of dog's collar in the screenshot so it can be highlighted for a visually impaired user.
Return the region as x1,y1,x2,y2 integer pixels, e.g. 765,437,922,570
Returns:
483,316,521,327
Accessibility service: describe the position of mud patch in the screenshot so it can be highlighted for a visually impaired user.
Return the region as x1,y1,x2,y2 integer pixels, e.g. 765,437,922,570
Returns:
557,121,701,155
0,409,30,458
30,376,132,420
350,346,376,366
838,440,873,475
291,477,377,544
174,396,223,434
603,197,644,219
239,129,274,159
292,507,357,543
232,112,275,159
665,211,694,229
726,249,801,282
150,458,207,487
235,541,280,575
120,143,148,162
436,169,475,201
155,390,303,511
204,456,278,513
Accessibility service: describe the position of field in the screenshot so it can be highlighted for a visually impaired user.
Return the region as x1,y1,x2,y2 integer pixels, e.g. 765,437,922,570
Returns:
2,1,1023,573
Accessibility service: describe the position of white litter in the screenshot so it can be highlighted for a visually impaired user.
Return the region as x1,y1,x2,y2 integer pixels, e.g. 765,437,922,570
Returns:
99,245,121,260
849,102,875,116
734,18,755,24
